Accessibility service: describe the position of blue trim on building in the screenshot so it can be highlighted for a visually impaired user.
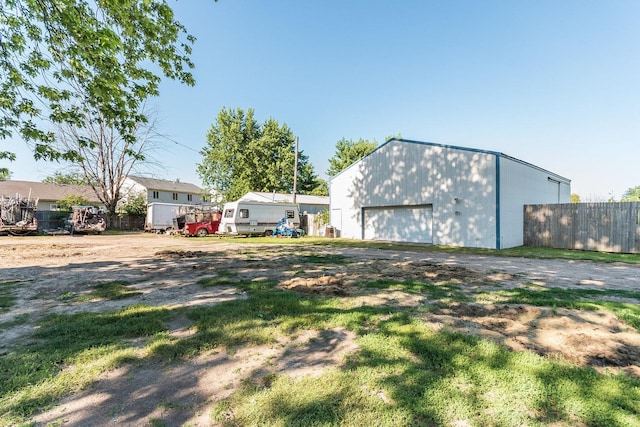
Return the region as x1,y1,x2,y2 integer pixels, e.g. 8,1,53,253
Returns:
329,138,571,185
495,155,501,250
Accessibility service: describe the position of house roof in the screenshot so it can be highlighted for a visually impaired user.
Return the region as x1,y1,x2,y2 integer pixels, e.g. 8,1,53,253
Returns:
239,192,329,206
331,138,571,184
127,176,202,193
0,180,101,203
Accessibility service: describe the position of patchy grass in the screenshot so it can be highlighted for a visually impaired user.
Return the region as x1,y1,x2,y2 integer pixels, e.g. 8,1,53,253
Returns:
0,313,29,332
0,305,175,424
488,285,640,331
363,279,470,302
211,312,640,427
76,280,143,302
0,280,20,312
297,253,351,264
2,243,640,426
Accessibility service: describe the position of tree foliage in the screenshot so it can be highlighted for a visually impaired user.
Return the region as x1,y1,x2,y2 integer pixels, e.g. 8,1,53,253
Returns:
570,193,581,203
197,107,324,203
0,168,11,180
621,185,640,202
0,0,197,164
42,172,88,185
118,192,147,216
56,194,90,211
326,138,378,177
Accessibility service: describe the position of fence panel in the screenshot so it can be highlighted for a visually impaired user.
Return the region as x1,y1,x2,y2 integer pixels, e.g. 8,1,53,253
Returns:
524,202,640,254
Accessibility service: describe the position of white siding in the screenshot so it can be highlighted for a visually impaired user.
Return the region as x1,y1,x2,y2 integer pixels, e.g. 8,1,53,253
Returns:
330,140,498,248
499,157,571,248
363,205,433,243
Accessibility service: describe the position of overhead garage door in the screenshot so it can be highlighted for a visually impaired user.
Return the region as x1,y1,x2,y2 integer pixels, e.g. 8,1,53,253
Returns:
363,205,433,244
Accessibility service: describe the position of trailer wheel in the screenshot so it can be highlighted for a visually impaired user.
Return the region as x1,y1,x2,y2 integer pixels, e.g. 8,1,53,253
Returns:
264,230,272,237
196,228,208,237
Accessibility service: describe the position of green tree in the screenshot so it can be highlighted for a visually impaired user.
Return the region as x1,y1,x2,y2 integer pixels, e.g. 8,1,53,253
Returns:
621,185,640,202
0,168,11,180
42,172,88,185
56,194,90,211
119,193,147,216
570,193,581,203
197,108,322,203
1,0,198,165
326,138,378,177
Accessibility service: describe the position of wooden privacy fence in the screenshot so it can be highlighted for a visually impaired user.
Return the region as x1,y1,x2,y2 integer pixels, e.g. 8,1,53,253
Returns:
524,202,640,254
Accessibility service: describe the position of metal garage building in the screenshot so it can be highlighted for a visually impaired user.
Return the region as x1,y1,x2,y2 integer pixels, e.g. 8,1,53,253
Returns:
329,138,571,249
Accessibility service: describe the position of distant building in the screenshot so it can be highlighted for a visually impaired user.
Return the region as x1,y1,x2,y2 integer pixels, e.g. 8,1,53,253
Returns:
121,176,204,205
239,191,329,215
0,180,101,211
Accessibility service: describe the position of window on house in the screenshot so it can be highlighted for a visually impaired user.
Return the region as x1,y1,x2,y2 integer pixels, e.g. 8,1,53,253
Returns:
285,210,295,218
239,209,249,218
50,204,61,211
152,191,159,199
172,193,178,201
187,194,193,202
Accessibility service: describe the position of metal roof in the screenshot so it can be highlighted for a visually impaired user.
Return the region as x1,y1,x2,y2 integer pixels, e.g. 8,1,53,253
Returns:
330,138,571,184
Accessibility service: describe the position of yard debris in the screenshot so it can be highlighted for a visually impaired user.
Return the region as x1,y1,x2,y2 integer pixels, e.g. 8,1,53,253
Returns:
0,194,38,235
66,206,106,234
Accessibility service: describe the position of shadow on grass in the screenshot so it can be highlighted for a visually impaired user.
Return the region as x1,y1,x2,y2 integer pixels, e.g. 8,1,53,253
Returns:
2,245,640,426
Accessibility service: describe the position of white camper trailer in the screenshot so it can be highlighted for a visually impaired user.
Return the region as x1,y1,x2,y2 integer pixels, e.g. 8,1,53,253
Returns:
217,200,300,236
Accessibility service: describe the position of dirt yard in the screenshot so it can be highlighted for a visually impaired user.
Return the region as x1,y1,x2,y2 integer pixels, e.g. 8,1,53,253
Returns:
1,234,639,426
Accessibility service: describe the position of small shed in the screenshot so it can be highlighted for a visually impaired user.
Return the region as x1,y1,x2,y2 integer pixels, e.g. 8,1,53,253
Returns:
329,138,570,249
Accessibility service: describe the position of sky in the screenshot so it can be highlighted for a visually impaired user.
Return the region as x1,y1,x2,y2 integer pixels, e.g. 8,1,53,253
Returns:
4,0,640,201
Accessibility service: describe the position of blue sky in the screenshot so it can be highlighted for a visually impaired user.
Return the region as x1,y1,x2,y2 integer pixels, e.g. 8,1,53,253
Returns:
6,0,640,200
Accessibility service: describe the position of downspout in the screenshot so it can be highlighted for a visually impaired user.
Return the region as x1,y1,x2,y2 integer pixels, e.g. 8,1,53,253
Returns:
495,154,501,250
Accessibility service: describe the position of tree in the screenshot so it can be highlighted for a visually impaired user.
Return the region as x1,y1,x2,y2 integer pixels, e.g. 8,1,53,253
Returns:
56,194,90,211
42,172,89,185
0,168,11,180
197,107,323,203
570,193,581,203
326,138,378,177
621,185,640,202
1,0,197,165
54,108,158,215
119,192,147,216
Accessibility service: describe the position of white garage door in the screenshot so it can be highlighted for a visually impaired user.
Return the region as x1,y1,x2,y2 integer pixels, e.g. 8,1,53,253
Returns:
363,205,433,244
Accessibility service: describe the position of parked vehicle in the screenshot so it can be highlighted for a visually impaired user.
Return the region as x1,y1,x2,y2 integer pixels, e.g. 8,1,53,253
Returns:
145,202,195,233
183,211,222,237
217,201,300,237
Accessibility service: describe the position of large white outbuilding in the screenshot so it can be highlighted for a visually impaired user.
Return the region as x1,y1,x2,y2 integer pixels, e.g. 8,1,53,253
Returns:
329,138,571,249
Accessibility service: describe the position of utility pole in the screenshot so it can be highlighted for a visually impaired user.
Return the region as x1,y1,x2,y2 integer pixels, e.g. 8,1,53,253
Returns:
293,136,298,204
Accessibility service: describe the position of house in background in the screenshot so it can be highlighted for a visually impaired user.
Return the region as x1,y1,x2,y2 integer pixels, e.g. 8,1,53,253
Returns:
121,176,205,205
0,180,102,211
329,138,571,249
239,191,329,215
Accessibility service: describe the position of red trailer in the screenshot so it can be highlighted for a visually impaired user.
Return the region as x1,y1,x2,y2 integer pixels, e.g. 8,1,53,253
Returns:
183,220,220,237
182,211,221,237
